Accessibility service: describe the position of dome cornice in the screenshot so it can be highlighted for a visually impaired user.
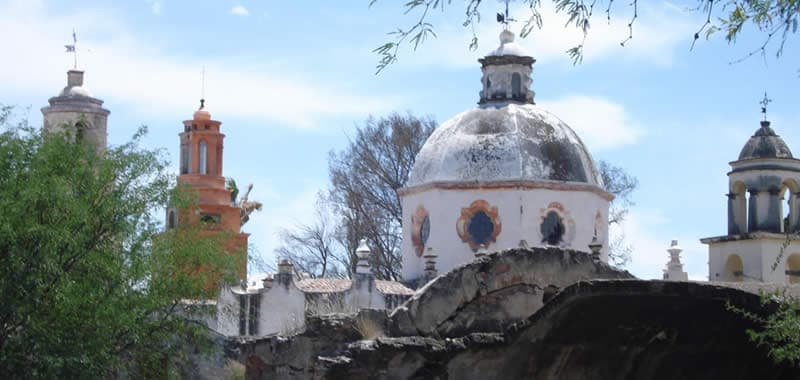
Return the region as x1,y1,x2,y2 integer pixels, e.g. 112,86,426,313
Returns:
398,179,614,201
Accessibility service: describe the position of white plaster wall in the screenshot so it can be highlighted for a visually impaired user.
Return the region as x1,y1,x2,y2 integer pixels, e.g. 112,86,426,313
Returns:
401,187,609,280
214,282,307,337
708,239,800,283
346,280,387,310
215,287,240,336
258,283,306,335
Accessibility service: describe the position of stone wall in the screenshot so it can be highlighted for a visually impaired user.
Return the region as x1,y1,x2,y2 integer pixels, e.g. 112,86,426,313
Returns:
225,248,798,379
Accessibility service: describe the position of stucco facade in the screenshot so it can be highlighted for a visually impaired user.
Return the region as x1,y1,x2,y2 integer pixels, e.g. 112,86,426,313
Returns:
400,30,611,281
401,184,610,280
702,119,800,284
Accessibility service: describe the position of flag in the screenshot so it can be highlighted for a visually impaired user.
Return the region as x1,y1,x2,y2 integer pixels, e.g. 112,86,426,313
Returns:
65,44,75,52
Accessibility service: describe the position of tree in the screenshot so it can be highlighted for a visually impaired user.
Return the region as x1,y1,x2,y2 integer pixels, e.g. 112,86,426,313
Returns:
276,112,638,279
0,105,236,378
275,196,350,278
370,0,800,72
600,160,639,266
327,113,437,281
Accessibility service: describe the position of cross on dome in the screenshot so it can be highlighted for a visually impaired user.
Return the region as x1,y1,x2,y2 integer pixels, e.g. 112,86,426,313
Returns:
760,92,772,121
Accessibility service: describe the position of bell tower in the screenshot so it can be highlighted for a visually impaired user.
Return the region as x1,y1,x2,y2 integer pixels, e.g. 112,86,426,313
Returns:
167,100,249,282
41,70,109,150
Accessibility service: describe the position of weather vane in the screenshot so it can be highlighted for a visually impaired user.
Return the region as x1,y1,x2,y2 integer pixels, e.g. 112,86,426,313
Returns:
760,92,772,121
64,29,78,69
496,0,516,29
200,66,206,110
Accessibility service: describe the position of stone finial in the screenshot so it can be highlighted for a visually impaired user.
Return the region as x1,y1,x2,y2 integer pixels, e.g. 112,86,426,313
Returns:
423,247,438,279
278,259,293,274
475,244,489,258
275,259,294,287
356,239,372,275
663,239,689,281
262,275,274,290
588,236,603,260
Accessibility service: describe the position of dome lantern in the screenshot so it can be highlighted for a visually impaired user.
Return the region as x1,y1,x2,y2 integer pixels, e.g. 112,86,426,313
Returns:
478,30,536,106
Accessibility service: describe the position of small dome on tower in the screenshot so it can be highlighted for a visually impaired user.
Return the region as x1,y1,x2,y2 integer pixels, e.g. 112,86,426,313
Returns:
738,120,793,160
58,70,93,98
488,29,529,57
193,99,211,121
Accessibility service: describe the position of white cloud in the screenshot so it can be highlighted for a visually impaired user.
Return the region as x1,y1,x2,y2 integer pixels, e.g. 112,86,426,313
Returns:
540,95,643,150
402,1,693,68
230,5,249,16
145,0,162,15
0,0,394,128
613,208,707,280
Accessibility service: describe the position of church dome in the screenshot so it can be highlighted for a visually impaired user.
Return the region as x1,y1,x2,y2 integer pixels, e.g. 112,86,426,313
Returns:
738,121,793,160
407,103,602,187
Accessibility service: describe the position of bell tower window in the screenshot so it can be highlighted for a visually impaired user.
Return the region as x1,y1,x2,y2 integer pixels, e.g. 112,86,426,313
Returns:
199,141,208,175
511,73,521,100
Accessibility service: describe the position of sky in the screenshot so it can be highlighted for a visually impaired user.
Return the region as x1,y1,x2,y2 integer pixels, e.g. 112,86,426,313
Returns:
2,0,799,280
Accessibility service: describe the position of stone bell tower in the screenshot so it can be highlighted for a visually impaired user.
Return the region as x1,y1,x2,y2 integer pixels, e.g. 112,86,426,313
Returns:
701,98,800,284
167,100,249,282
41,70,110,150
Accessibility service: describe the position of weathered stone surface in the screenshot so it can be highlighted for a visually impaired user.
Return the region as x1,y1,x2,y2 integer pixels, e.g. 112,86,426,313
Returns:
390,247,633,337
326,280,800,380
230,309,389,379
229,249,799,379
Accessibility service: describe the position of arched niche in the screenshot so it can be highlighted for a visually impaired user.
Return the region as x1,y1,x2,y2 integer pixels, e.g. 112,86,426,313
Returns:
722,254,744,282
786,254,800,284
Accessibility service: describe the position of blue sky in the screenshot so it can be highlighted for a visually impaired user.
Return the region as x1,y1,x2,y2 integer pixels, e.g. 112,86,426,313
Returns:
2,0,799,280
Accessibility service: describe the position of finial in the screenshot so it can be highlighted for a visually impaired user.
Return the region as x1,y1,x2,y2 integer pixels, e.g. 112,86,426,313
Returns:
760,92,772,122
64,29,78,69
588,233,602,259
356,239,372,275
475,244,489,258
199,98,205,110
423,247,438,279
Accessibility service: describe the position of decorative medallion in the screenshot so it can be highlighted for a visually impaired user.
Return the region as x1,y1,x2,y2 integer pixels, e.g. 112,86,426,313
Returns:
538,202,575,247
411,205,431,257
457,200,502,251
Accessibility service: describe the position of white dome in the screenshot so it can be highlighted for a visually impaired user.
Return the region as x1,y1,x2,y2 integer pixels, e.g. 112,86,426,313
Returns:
488,29,529,57
407,103,603,187
59,84,92,98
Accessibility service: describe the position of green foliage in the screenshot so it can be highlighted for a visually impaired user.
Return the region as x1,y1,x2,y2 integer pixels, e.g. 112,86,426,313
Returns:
727,290,800,366
371,0,798,71
0,105,237,378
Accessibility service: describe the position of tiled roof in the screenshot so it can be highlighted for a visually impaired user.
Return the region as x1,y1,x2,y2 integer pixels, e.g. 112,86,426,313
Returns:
295,278,352,293
376,280,415,296
294,278,415,296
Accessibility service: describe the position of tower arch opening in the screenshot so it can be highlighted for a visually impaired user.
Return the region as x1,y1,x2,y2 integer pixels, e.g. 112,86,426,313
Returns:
199,140,208,175
511,73,521,100
731,181,747,234
780,179,799,233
